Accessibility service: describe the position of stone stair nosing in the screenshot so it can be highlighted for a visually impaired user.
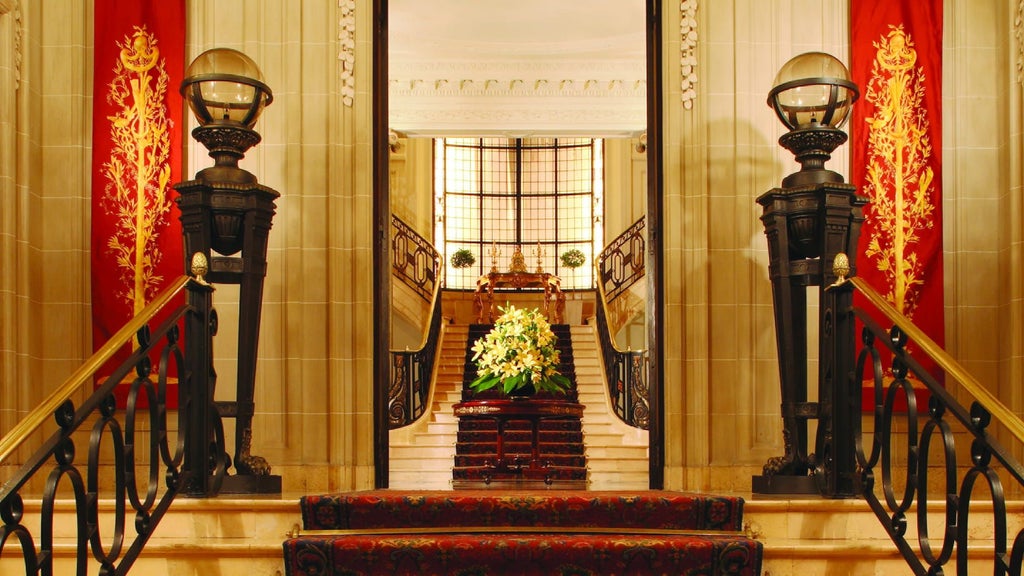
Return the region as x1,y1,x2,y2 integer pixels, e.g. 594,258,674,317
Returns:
567,325,649,489
388,324,466,488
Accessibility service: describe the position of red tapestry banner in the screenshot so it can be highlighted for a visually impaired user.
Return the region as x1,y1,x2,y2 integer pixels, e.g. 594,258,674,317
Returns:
850,0,944,407
91,0,186,402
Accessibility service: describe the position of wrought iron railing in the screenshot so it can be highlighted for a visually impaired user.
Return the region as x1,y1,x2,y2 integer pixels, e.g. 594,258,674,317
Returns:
827,261,1024,575
392,215,439,302
594,216,648,429
388,216,443,428
598,217,645,303
388,290,444,429
594,296,649,429
0,259,222,575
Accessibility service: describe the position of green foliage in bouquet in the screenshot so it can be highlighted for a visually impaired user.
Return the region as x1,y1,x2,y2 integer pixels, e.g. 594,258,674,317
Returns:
469,305,571,395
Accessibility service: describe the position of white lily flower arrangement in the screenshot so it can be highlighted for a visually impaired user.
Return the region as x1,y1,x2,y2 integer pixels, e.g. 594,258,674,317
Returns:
469,305,571,395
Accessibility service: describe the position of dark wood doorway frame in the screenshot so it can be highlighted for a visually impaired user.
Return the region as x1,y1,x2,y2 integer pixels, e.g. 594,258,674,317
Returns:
371,0,665,489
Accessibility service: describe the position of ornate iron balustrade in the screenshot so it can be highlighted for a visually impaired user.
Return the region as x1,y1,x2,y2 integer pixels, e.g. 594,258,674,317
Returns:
593,216,648,430
388,292,444,429
828,268,1024,575
594,297,649,430
0,265,223,575
388,216,443,428
598,216,645,303
392,215,440,302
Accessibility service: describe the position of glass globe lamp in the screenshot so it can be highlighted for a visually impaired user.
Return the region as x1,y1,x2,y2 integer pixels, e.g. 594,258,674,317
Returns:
181,48,272,128
180,49,274,186
767,52,859,188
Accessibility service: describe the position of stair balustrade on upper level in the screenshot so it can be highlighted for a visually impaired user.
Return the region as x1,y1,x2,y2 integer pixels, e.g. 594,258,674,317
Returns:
388,215,443,429
595,216,649,430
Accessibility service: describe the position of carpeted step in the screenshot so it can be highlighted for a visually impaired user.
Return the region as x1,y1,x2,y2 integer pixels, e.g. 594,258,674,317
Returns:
457,430,583,443
451,465,588,483
454,453,587,467
286,491,762,576
298,490,747,532
458,419,582,432
283,531,763,576
457,441,584,455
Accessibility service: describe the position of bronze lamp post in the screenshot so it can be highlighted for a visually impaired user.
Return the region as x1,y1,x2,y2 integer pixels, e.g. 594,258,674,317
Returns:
754,52,867,496
175,48,280,493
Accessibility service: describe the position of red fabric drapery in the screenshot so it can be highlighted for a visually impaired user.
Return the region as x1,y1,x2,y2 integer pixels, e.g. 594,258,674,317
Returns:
850,0,944,408
91,0,186,404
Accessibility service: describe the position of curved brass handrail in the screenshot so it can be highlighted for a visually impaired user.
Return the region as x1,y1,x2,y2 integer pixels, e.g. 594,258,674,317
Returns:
0,274,192,465
845,274,1024,445
390,265,444,355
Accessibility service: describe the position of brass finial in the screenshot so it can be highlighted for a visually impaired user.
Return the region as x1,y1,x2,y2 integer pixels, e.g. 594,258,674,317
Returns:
191,252,210,285
830,252,850,287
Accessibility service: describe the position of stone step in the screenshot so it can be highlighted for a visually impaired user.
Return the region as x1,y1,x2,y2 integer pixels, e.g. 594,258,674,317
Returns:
0,496,298,575
8,493,1017,575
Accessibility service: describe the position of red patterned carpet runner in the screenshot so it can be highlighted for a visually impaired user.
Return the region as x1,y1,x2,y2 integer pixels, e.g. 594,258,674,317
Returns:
283,490,763,575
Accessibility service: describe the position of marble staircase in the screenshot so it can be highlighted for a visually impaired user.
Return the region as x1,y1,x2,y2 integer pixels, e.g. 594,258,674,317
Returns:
388,322,649,490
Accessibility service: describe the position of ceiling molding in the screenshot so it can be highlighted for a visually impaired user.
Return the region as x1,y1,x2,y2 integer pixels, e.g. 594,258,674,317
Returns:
387,0,645,136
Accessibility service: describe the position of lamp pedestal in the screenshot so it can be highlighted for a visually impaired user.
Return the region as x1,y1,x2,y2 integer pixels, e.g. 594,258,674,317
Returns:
176,175,281,494
753,181,866,496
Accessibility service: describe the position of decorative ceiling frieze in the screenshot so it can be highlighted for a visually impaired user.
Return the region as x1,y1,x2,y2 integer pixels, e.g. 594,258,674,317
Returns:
387,0,645,136
680,0,698,109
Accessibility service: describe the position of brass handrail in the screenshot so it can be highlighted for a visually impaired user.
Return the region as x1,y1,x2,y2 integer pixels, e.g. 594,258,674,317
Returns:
594,268,632,356
846,274,1024,445
390,265,444,354
0,274,191,465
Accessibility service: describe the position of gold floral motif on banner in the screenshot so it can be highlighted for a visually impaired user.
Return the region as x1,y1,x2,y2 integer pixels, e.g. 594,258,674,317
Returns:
100,26,175,316
862,25,937,318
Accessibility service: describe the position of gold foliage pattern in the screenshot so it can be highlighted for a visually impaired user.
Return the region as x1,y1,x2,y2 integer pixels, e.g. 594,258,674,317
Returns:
862,25,936,318
100,26,175,315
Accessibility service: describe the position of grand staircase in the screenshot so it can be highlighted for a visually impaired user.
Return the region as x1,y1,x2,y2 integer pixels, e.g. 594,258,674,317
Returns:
389,322,649,490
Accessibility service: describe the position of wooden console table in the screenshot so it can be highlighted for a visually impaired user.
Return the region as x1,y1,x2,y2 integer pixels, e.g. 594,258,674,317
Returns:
473,271,565,324
453,399,585,484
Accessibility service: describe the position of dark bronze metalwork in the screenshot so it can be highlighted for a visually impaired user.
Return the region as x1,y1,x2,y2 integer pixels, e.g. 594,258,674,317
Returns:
373,0,392,490
594,297,649,430
0,274,226,575
644,0,665,492
599,217,646,303
754,182,866,494
174,80,280,493
594,216,649,430
388,299,443,428
391,215,439,302
842,274,1024,575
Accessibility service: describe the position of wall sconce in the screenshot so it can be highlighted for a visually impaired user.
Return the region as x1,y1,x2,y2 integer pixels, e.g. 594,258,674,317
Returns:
175,48,280,494
767,52,859,188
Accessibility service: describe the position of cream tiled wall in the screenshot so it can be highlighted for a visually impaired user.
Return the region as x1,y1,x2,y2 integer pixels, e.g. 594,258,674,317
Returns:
3,0,1023,494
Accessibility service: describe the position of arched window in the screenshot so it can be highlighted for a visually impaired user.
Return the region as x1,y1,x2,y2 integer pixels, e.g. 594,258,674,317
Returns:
436,137,603,290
